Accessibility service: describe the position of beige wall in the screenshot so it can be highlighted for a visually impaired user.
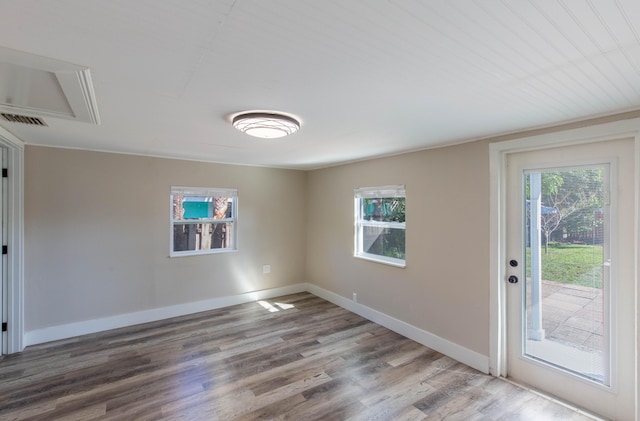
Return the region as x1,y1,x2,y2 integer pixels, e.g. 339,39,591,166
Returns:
25,146,308,330
21,111,640,361
306,140,491,356
25,141,491,354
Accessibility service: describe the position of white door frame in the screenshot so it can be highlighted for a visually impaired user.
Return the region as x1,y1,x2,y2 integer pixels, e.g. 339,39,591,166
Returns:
489,117,640,417
0,126,24,354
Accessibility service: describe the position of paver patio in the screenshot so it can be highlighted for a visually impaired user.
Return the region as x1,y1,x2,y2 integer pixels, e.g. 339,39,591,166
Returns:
532,280,603,352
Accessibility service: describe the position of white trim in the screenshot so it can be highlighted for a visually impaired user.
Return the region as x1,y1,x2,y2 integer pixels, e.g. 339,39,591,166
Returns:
173,218,235,225
23,281,490,375
0,126,24,354
354,253,406,268
0,46,100,124
489,141,506,376
24,283,308,346
360,220,405,229
306,284,490,374
635,131,640,421
169,248,238,258
171,186,238,198
354,185,405,198
489,117,640,418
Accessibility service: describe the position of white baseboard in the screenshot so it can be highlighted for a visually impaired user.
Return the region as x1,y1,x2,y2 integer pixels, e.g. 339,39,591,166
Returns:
23,283,308,347
306,284,490,374
24,282,490,375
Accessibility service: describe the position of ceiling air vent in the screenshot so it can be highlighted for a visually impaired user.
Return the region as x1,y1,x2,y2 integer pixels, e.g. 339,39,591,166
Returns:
1,113,47,126
0,46,100,125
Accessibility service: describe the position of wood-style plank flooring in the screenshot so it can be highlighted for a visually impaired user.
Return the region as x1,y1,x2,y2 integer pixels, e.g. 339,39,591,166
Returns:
0,293,599,420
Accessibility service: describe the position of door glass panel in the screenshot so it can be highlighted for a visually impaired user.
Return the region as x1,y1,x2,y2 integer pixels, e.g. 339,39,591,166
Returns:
523,166,609,385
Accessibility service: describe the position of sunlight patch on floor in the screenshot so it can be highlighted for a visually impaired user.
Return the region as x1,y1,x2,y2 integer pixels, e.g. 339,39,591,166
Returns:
257,300,295,312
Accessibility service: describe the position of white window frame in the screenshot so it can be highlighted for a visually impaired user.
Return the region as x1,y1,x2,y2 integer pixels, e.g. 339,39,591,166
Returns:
170,186,238,257
354,185,406,268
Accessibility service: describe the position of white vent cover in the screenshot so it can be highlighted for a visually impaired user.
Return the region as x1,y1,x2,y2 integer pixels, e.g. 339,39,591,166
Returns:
0,46,100,124
0,113,47,126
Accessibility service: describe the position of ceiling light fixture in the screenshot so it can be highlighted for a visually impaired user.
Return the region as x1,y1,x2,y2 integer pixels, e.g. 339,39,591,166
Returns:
232,112,300,139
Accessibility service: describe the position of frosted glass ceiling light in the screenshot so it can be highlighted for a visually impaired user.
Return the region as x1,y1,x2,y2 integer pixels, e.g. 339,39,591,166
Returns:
232,112,300,139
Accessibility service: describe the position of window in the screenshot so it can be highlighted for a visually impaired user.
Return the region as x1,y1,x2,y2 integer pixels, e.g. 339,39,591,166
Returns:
170,186,237,257
354,185,406,267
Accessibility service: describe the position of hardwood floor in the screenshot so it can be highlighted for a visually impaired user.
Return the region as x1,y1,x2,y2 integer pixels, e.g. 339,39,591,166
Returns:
0,293,599,420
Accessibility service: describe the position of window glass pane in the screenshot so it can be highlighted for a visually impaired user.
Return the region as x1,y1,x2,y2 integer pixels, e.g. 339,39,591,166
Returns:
173,222,234,252
362,226,405,260
173,195,232,221
362,197,405,222
523,167,608,384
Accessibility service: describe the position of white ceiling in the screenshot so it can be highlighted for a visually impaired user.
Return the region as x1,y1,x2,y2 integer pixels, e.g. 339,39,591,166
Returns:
1,0,640,170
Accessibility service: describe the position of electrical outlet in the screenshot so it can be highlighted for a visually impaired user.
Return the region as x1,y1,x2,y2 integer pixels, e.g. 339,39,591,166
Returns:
352,292,357,302
262,264,271,274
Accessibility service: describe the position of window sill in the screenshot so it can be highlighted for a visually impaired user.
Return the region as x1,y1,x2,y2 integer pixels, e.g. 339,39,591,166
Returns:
354,253,406,268
170,249,237,258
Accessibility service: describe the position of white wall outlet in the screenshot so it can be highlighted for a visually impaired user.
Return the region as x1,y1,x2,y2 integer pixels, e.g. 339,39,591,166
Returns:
262,264,271,274
352,292,357,302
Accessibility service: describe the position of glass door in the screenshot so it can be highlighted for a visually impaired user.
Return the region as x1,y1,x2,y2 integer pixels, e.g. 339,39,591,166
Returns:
505,138,635,420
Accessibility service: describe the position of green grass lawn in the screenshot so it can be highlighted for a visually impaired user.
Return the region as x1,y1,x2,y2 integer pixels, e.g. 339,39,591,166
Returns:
526,242,603,288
